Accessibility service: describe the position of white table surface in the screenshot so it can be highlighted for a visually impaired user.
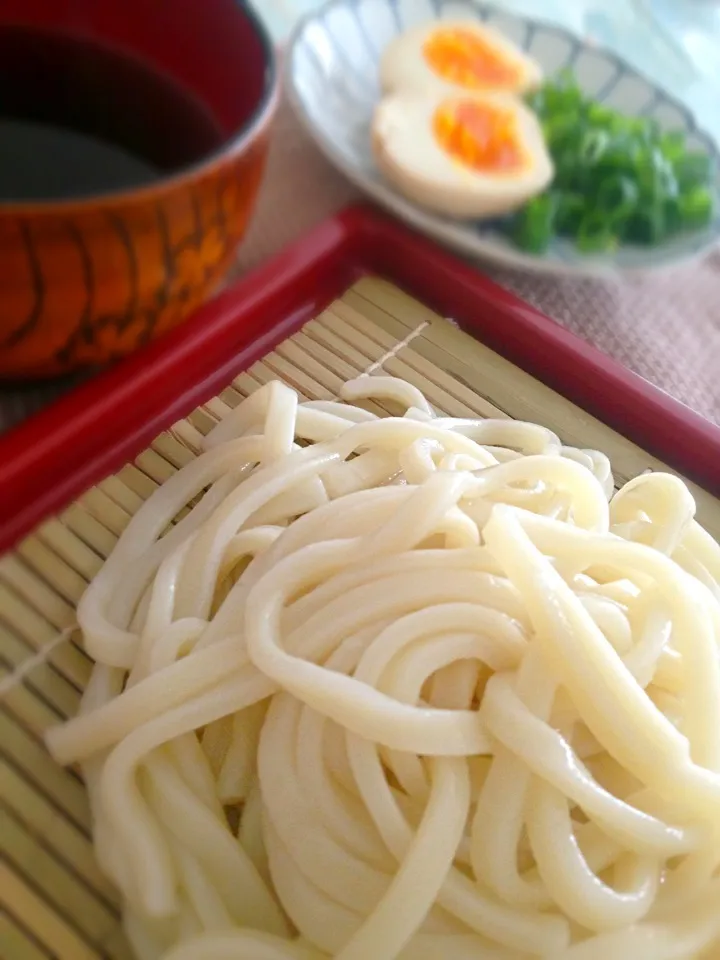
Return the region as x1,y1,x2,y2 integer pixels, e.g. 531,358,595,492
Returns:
255,0,720,143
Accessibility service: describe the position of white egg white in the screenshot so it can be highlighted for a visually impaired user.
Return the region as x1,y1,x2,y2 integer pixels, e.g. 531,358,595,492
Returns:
371,91,554,220
380,20,542,98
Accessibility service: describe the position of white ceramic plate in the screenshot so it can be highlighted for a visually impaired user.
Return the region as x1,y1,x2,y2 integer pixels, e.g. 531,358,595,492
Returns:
286,0,720,276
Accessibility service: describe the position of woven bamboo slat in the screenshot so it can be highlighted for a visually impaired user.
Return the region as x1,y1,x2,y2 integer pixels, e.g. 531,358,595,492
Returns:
0,277,717,959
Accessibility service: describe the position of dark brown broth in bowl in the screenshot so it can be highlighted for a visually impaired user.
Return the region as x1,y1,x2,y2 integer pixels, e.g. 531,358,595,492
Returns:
0,25,225,201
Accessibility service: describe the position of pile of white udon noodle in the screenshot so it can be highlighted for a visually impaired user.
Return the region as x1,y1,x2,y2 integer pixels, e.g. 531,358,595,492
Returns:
46,376,720,960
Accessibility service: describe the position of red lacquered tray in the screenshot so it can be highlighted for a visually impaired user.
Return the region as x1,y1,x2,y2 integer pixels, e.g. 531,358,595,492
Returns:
1,203,719,554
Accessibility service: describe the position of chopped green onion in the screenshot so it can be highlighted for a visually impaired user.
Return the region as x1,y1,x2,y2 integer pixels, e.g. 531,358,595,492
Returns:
663,198,682,235
585,102,616,129
579,129,611,166
624,205,667,245
659,130,687,164
596,175,640,226
509,72,717,255
576,212,619,253
541,113,580,152
678,186,714,229
635,148,677,203
536,69,584,119
510,193,558,254
555,193,586,235
674,152,714,190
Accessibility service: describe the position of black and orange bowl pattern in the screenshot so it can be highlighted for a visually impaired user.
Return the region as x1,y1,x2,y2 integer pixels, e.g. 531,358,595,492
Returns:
0,1,279,380
0,138,274,378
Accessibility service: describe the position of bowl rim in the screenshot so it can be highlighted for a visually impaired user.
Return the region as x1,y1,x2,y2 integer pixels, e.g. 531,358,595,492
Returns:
286,0,720,277
0,0,280,213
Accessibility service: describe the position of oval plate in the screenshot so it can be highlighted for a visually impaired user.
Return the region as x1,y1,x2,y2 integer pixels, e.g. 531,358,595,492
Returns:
286,0,720,277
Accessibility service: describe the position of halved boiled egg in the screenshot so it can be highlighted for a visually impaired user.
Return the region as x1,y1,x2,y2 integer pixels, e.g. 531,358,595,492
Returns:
380,21,542,98
372,90,553,220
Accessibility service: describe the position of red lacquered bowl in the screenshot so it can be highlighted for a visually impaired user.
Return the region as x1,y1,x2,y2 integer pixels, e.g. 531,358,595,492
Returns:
0,0,279,379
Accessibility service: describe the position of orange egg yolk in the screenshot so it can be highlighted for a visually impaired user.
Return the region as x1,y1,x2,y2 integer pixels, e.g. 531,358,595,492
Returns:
423,28,521,89
433,100,526,174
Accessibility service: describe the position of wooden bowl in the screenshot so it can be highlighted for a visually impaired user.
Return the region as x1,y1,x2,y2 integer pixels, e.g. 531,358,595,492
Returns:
0,0,279,379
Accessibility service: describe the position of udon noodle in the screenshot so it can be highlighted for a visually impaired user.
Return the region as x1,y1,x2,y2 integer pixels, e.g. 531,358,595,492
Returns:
45,376,720,960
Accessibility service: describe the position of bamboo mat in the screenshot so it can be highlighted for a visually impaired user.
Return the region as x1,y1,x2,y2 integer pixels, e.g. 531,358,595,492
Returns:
0,276,718,960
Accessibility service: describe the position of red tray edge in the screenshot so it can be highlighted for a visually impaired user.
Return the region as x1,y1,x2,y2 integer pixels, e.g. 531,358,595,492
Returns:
1,202,718,555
